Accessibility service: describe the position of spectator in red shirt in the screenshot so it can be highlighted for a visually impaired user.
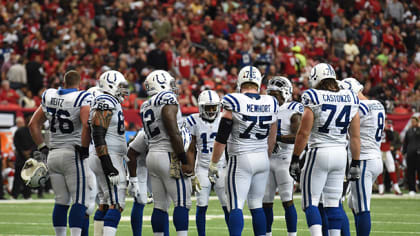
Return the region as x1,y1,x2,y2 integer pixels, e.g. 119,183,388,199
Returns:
188,18,205,43
369,59,384,86
212,15,228,37
175,47,193,79
281,48,297,78
78,0,95,19
0,80,20,105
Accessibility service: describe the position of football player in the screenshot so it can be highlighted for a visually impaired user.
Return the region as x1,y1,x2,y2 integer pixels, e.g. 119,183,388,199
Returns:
184,90,229,235
263,76,302,236
340,78,385,236
378,119,402,195
88,70,129,236
209,66,278,236
28,70,93,236
290,63,361,236
140,70,194,236
126,129,151,236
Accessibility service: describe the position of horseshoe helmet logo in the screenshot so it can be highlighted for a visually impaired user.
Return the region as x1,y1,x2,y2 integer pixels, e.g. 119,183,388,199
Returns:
106,73,117,84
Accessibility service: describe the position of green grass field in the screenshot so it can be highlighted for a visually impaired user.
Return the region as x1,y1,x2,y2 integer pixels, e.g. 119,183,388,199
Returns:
0,194,419,235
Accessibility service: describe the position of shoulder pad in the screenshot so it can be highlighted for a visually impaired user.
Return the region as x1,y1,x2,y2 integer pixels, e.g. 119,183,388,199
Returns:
302,89,320,106
287,102,304,114
154,91,178,106
359,101,370,116
184,114,197,128
222,94,240,112
93,94,118,110
74,91,93,107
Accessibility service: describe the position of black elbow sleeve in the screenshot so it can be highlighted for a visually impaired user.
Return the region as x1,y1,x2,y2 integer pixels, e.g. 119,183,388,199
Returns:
215,117,233,144
92,125,107,147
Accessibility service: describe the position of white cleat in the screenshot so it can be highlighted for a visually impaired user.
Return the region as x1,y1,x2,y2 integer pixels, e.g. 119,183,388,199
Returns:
393,183,403,195
408,191,416,197
378,184,385,195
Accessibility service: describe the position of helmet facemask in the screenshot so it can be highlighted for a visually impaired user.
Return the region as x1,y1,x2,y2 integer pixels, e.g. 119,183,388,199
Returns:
200,103,220,121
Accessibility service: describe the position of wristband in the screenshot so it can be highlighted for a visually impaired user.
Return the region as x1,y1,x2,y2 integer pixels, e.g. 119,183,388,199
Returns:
292,154,300,162
177,152,188,164
351,160,360,167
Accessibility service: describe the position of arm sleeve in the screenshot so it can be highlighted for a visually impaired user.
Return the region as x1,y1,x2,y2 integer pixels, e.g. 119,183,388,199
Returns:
129,131,147,153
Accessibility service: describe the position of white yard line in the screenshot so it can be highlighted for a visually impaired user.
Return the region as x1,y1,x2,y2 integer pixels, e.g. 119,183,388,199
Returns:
1,193,419,204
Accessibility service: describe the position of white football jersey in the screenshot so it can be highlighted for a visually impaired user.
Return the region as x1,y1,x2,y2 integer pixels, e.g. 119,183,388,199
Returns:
129,130,148,170
272,101,304,157
90,93,127,155
358,100,385,159
222,93,279,155
301,88,359,148
129,129,148,159
41,88,92,149
184,113,226,168
140,91,183,152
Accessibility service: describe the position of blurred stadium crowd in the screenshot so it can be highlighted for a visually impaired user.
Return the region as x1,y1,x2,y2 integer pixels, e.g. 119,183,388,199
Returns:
0,0,420,112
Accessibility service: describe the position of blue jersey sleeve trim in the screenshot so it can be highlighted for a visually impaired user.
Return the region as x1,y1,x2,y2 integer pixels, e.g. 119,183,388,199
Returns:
74,91,86,107
359,106,367,115
227,94,240,112
308,89,320,104
190,115,197,124
291,102,298,110
186,117,193,127
223,96,236,112
96,94,118,105
77,92,92,107
272,97,277,113
287,102,293,109
42,91,46,105
304,90,316,105
155,91,172,106
96,96,117,107
360,103,369,114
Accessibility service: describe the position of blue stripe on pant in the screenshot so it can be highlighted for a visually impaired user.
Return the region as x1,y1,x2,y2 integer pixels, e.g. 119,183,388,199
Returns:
304,148,317,209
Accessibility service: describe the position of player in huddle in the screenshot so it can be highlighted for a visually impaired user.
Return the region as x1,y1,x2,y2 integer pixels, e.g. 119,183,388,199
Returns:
290,63,361,236
126,129,151,236
209,66,278,236
88,70,129,236
28,70,93,236
140,70,194,236
340,78,386,236
263,76,302,236
184,90,229,236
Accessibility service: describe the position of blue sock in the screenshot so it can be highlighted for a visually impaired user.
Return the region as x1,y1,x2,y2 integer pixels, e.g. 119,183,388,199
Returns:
263,206,273,233
196,206,208,236
69,203,87,228
52,204,69,227
163,211,169,236
284,204,297,233
228,209,244,236
339,204,350,236
318,204,329,236
305,206,322,227
325,207,342,230
173,206,189,231
131,202,145,236
352,210,359,232
356,211,371,236
103,209,121,229
250,208,266,236
151,208,167,233
81,215,89,236
222,206,229,227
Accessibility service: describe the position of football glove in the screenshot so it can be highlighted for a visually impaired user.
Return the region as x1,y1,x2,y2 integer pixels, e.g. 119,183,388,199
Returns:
33,143,49,164
127,177,141,199
75,145,89,160
208,161,219,184
289,154,301,182
99,154,119,186
170,152,182,179
348,160,361,181
191,176,201,194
